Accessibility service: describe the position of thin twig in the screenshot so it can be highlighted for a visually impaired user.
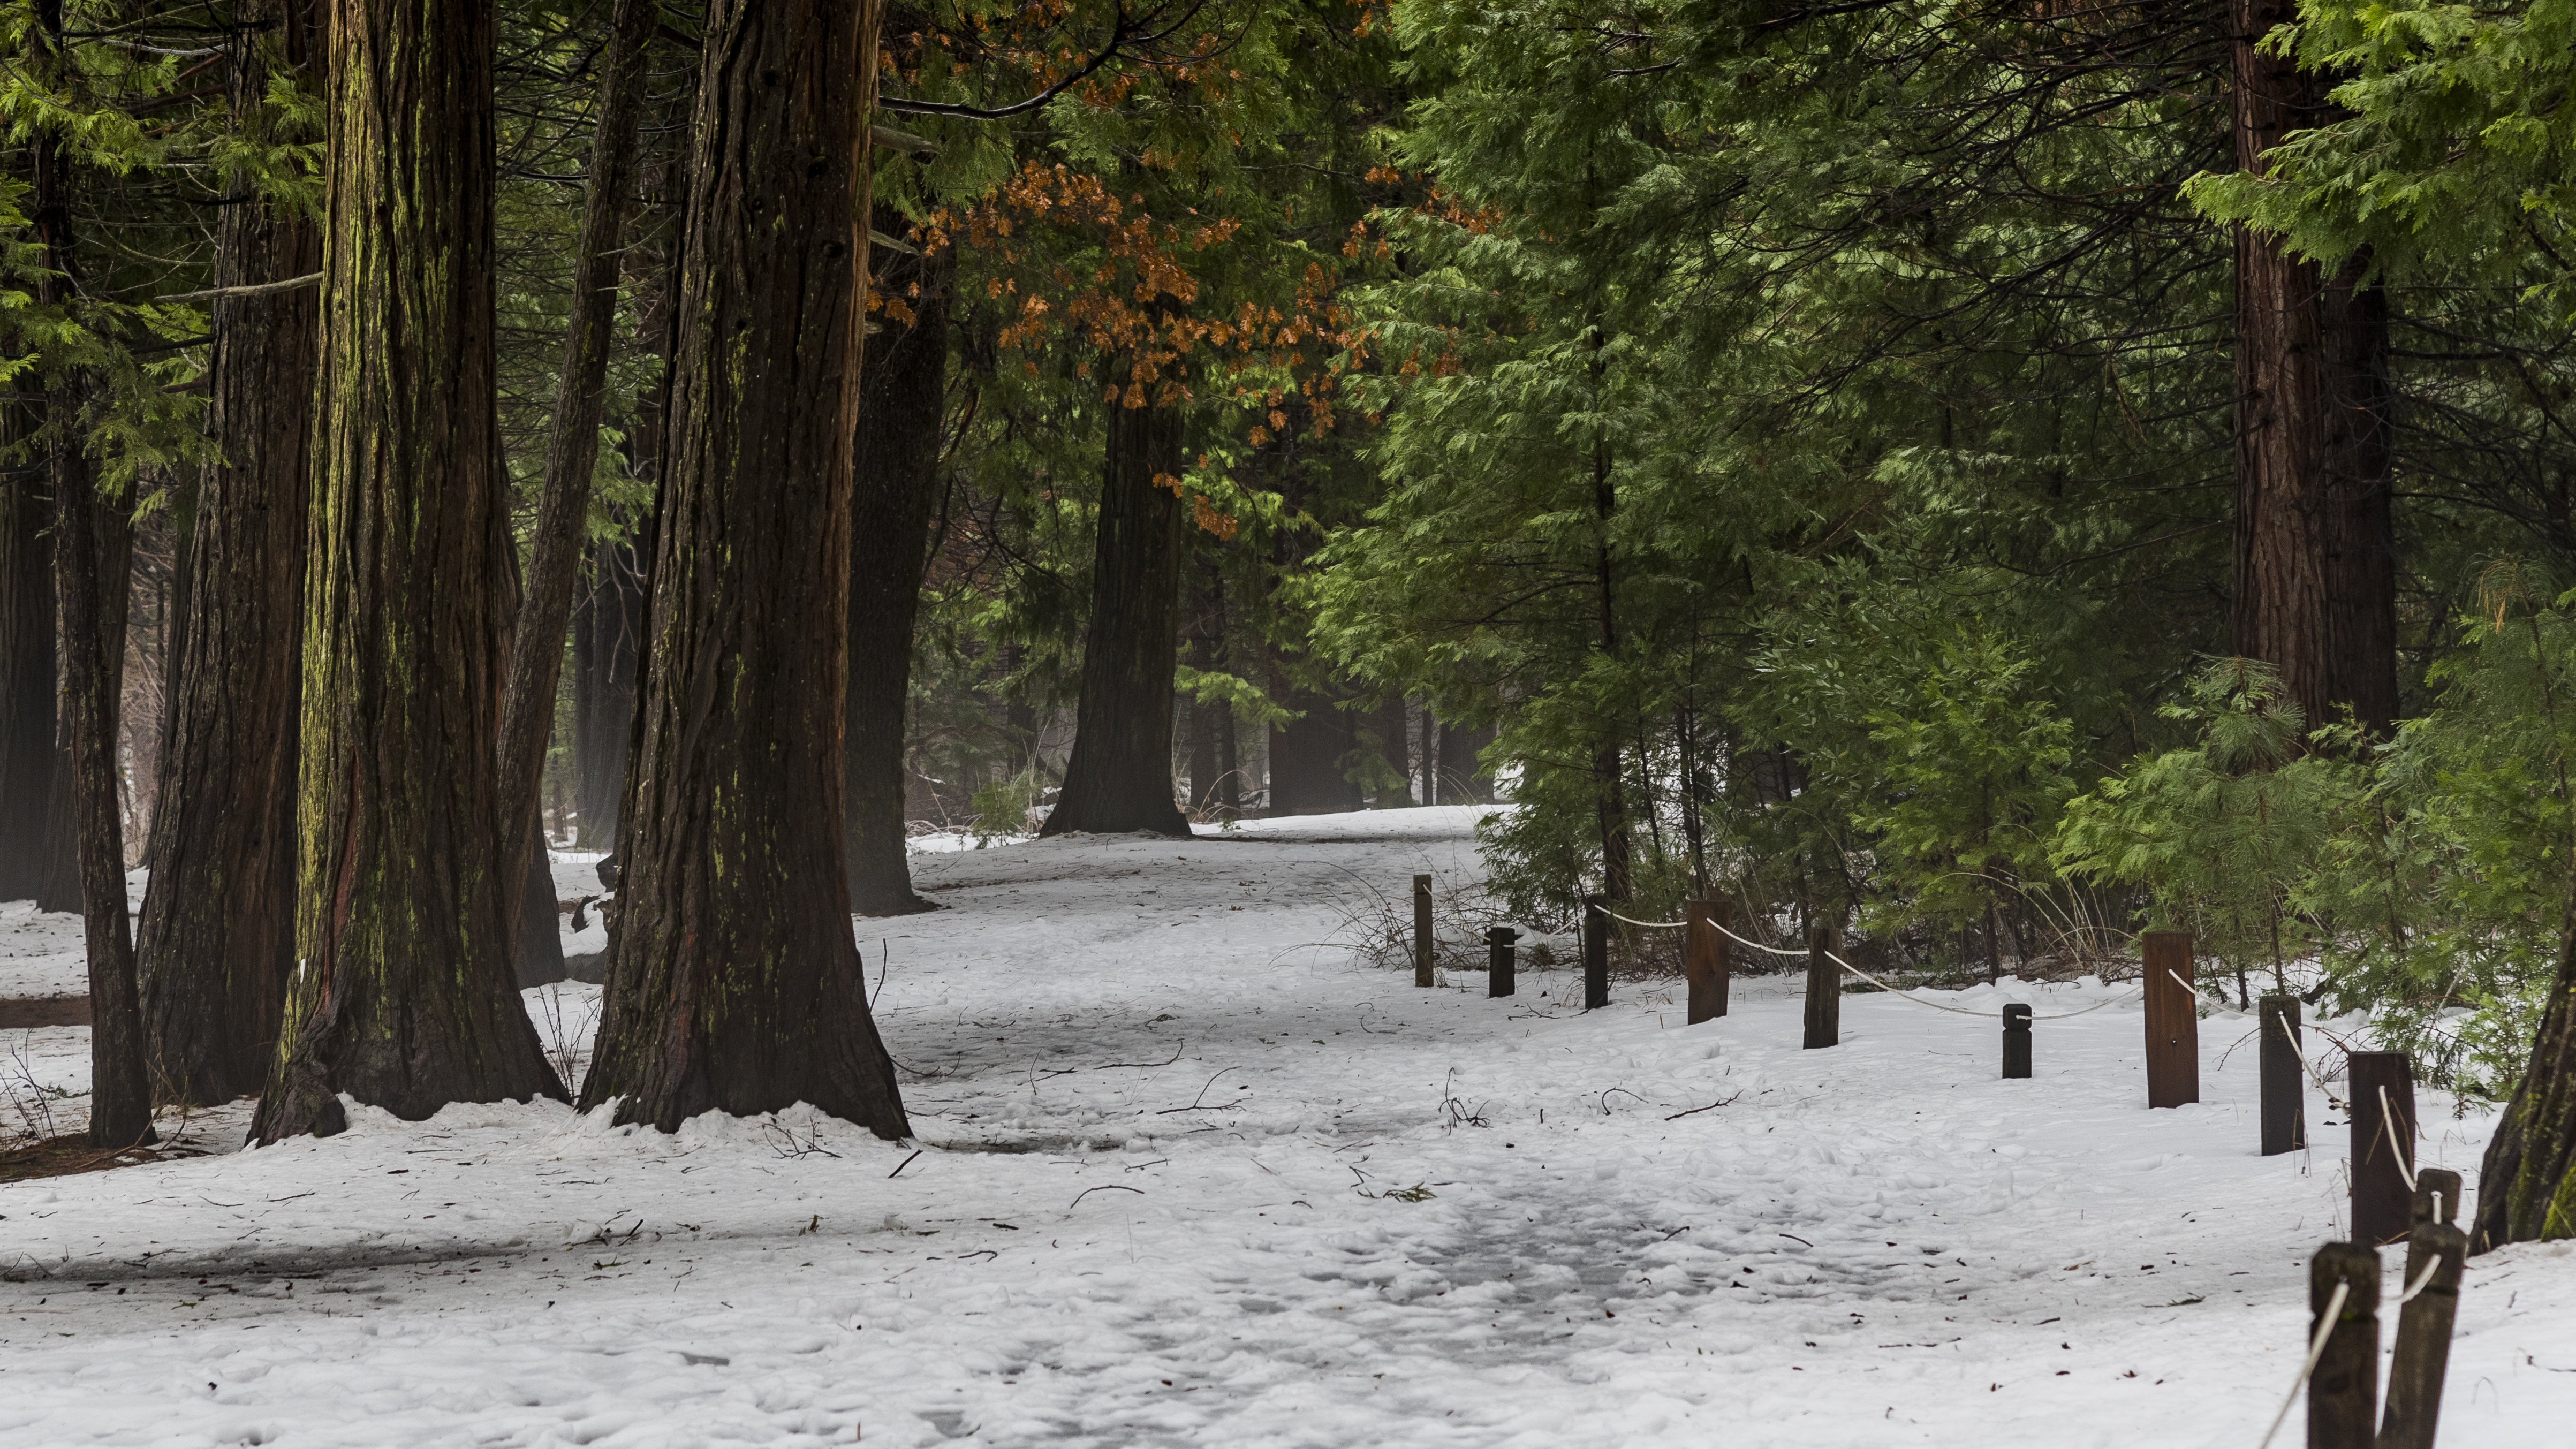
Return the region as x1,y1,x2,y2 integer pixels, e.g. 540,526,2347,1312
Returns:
1069,1184,1146,1209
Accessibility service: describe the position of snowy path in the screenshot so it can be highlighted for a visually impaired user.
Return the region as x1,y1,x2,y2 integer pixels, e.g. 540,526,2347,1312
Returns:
4,807,2575,1446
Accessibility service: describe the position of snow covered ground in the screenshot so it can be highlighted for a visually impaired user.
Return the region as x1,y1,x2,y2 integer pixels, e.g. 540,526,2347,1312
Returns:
3,805,2574,1446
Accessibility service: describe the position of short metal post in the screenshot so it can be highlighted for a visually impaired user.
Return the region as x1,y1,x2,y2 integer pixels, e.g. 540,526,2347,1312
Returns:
2002,1003,2031,1078
1486,926,1517,998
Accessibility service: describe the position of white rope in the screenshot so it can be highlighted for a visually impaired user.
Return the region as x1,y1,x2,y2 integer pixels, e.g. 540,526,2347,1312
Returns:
2257,1278,2352,1449
1824,952,2026,1019
2025,988,2149,1022
2378,1084,2419,1192
1708,920,1809,958
2392,1251,2443,1307
1599,907,1689,931
1703,919,2143,1021
2272,1011,2346,1112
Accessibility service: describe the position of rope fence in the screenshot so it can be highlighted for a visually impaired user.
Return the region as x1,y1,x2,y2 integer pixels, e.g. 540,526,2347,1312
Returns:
1593,906,2148,1022
1568,891,2459,1448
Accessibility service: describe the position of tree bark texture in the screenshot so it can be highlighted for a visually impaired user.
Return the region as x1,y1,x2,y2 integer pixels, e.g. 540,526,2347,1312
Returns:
32,71,154,1142
494,0,654,914
2230,0,2399,737
580,0,910,1137
844,209,951,913
1039,396,1191,837
0,402,65,904
2475,907,2576,1249
254,0,565,1142
138,0,322,1105
56,409,153,1145
34,763,81,913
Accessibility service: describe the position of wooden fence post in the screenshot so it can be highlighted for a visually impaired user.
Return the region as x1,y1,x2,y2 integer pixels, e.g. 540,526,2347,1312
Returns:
1684,898,1729,1025
2002,1003,2032,1079
1803,923,1839,1049
1486,926,1516,999
2260,993,2306,1156
2141,931,2199,1108
1413,874,1434,988
2412,1167,2461,1230
2351,1052,2418,1247
1582,896,1609,1010
2308,1242,2382,1449
2378,1219,2467,1449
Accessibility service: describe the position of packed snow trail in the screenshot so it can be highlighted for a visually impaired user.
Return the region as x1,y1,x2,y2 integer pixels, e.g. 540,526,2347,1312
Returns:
4,807,2575,1446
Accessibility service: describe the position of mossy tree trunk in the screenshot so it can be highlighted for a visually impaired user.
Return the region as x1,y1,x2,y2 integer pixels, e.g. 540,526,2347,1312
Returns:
137,0,322,1105
1039,395,1191,838
844,208,951,914
254,0,565,1142
2476,912,2576,1249
579,0,909,1136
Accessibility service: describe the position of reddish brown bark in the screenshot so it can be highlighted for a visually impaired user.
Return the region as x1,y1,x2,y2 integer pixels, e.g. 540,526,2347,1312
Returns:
579,0,908,1135
2230,0,2399,736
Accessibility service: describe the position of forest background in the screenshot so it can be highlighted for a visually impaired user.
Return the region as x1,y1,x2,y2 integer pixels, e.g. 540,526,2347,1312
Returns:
12,0,2576,1249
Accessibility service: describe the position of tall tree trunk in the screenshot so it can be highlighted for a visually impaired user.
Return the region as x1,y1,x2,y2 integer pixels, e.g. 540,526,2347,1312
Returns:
1210,578,1239,817
254,0,565,1142
137,0,322,1105
573,521,648,848
1183,564,1220,815
56,409,151,1145
579,0,908,1136
35,767,81,912
1592,433,1632,901
2230,0,2399,737
1038,394,1191,838
1363,694,1410,806
0,401,63,904
1268,678,1360,816
1418,703,1435,807
570,116,680,856
29,29,153,1141
1435,717,1494,802
844,208,951,914
2476,906,2576,1250
495,0,654,964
